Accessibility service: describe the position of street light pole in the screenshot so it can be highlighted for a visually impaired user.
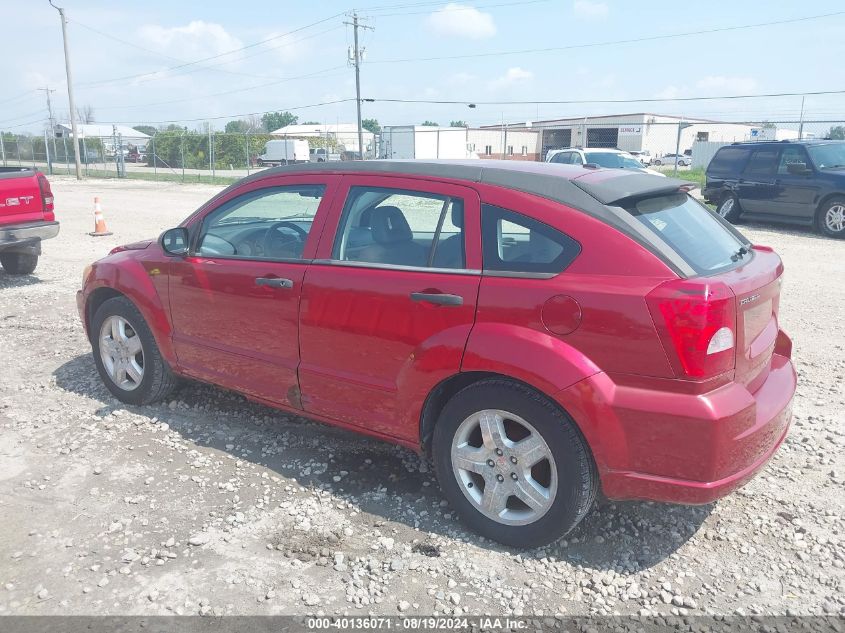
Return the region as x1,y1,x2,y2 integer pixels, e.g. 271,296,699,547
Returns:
49,1,82,180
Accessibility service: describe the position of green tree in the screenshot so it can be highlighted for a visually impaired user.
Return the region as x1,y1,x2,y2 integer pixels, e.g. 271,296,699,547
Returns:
362,118,381,134
224,119,251,134
421,120,439,127
449,120,469,128
827,125,845,140
261,111,298,132
132,125,157,137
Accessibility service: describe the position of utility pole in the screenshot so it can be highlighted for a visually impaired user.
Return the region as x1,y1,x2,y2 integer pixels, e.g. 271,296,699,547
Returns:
798,95,805,140
38,87,57,173
49,1,82,180
345,12,373,160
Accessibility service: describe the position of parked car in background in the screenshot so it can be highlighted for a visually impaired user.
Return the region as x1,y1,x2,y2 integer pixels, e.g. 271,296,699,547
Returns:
127,146,146,163
0,167,58,274
547,148,665,176
653,153,691,167
703,139,845,237
257,139,310,166
309,147,341,162
78,160,795,547
629,150,652,165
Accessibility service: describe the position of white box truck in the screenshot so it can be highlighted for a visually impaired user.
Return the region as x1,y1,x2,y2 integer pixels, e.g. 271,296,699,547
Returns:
258,139,310,166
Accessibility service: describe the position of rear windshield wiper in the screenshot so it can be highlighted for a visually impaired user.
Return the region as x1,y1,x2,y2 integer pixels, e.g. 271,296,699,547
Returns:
730,245,750,262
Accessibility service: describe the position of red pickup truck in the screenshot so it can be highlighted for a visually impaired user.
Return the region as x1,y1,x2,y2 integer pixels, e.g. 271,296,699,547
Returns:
0,167,59,274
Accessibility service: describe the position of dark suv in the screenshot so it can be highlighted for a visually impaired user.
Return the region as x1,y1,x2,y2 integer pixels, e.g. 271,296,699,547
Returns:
703,140,845,237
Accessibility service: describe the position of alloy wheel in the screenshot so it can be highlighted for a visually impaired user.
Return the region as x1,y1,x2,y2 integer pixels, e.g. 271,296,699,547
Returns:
99,315,145,391
719,197,735,217
825,204,845,233
451,409,557,526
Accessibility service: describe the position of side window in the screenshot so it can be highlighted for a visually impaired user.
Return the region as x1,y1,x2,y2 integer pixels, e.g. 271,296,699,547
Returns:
481,204,581,274
333,187,465,270
708,147,751,175
744,148,779,176
778,146,809,174
196,185,325,260
550,152,572,164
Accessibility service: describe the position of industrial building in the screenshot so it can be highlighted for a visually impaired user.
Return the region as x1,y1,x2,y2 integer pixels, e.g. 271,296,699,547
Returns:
380,125,541,160
486,113,799,160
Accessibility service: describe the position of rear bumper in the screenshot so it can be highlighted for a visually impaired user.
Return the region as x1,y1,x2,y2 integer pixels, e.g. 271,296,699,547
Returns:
556,340,796,505
0,220,60,251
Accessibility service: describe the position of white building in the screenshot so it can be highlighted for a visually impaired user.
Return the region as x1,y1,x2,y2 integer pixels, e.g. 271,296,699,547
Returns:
55,123,151,153
380,126,541,160
487,113,798,160
270,123,375,156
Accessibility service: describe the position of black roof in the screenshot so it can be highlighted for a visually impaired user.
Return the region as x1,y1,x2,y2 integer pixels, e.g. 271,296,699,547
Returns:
245,159,690,206
731,139,842,146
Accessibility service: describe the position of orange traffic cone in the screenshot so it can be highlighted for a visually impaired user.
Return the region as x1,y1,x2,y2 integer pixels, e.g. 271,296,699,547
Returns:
88,197,113,237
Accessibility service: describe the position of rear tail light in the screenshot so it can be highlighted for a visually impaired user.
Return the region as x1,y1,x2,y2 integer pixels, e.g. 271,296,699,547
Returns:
646,279,737,379
37,173,54,217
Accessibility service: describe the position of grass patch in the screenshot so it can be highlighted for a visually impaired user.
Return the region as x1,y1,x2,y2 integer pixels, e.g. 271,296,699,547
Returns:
77,168,241,185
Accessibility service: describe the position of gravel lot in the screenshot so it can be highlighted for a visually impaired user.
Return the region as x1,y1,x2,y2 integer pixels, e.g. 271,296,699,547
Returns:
0,175,842,617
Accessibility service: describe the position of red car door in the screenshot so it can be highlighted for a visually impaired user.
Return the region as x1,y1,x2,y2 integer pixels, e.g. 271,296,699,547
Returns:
168,176,339,407
298,175,482,442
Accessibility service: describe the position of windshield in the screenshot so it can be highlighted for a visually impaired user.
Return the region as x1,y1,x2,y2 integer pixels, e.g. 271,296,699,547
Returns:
623,193,747,274
585,152,643,169
807,142,845,169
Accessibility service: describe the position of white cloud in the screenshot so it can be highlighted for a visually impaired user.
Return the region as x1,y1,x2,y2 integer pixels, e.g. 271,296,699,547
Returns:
426,3,497,40
573,0,609,19
489,67,533,91
655,76,758,100
447,71,478,86
138,21,243,61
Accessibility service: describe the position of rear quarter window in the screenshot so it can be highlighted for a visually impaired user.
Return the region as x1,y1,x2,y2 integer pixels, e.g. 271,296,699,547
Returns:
623,193,747,275
707,147,752,176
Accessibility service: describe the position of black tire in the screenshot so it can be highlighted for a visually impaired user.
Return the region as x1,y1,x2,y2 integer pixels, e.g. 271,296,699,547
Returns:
432,379,597,548
716,192,742,223
90,296,177,405
653,159,663,166
0,252,38,275
816,197,845,238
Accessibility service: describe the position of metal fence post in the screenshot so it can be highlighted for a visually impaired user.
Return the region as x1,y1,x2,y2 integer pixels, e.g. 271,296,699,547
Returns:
62,135,68,174
30,138,36,168
44,130,52,175
0,131,5,166
15,139,21,166
245,130,250,176
180,132,185,182
210,131,215,183
152,132,157,180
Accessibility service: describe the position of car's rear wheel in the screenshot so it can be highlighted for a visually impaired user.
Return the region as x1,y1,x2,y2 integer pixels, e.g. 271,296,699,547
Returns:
817,198,845,238
0,252,38,275
433,379,597,548
653,159,663,166
91,296,177,405
717,193,742,223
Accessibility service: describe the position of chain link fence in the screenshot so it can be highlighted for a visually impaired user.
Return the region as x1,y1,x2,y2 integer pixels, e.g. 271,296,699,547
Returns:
2,119,844,183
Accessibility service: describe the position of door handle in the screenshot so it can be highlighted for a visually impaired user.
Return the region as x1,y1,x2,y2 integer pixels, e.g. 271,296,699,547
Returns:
410,292,463,306
255,277,294,289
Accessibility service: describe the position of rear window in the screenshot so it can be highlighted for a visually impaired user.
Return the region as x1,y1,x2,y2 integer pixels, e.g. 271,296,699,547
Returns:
707,147,752,176
623,193,746,274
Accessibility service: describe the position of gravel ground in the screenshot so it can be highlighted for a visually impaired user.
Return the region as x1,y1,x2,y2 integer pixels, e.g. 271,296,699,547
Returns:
0,176,842,617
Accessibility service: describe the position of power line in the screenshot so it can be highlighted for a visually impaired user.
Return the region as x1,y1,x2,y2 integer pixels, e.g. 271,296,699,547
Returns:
108,98,356,126
96,66,347,111
0,90,40,107
71,19,344,84
74,13,346,89
365,88,845,106
367,10,845,63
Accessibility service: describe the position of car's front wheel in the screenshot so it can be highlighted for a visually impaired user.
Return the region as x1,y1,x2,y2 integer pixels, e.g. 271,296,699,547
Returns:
91,296,177,405
716,193,742,222
433,379,597,548
0,252,38,275
817,197,845,238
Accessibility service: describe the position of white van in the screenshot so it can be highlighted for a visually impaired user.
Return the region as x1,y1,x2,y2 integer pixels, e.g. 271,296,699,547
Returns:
258,139,310,166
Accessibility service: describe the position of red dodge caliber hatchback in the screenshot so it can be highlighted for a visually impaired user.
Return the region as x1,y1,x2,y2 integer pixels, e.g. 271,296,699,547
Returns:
78,161,796,547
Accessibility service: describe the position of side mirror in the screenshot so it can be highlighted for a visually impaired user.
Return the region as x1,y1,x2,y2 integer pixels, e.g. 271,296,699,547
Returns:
786,162,810,175
161,227,189,256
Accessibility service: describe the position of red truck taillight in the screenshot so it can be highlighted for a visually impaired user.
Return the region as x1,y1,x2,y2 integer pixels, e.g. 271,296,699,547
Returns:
37,173,54,217
646,279,736,379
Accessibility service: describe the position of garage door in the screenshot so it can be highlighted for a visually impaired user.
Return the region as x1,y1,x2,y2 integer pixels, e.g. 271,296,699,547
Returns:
587,128,619,148
542,129,572,159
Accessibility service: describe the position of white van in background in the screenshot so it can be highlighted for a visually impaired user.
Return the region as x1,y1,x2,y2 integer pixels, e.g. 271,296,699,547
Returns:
258,139,310,166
